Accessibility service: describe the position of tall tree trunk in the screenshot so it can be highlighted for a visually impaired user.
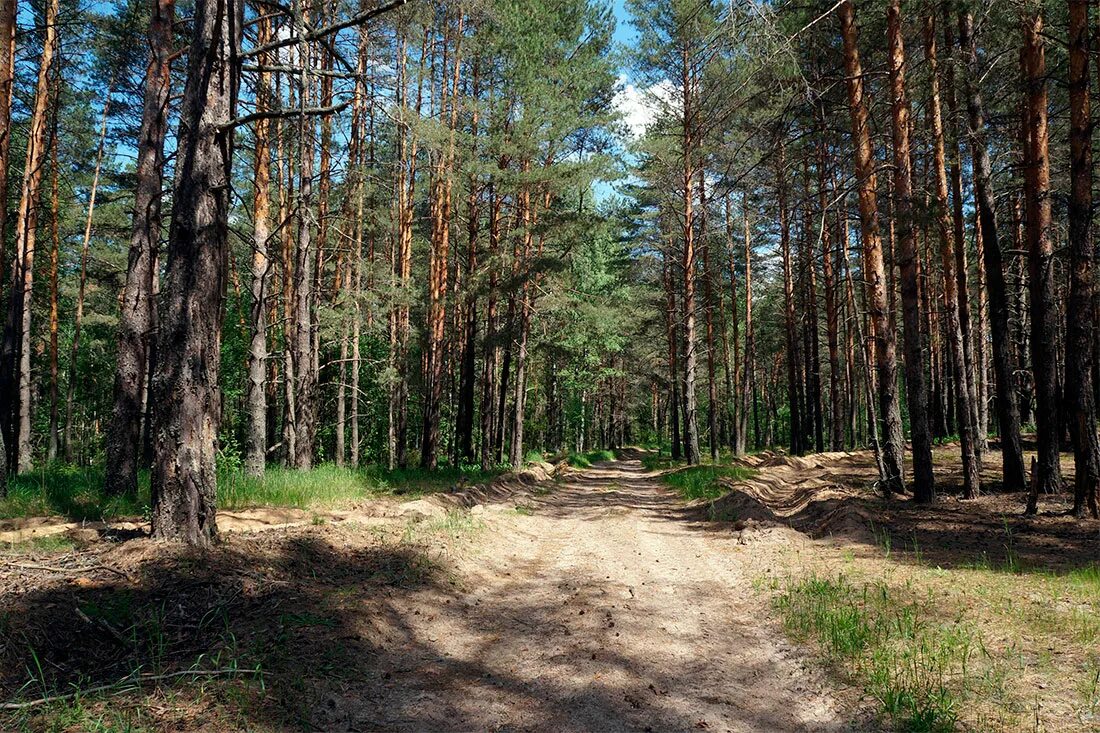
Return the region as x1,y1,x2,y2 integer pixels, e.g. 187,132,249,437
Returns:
149,0,241,544
664,255,682,460
456,67,481,466
726,195,746,456
244,14,271,478
839,0,905,495
803,161,823,453
480,179,502,469
292,41,318,470
1066,0,1100,518
816,121,842,453
422,18,463,469
1022,9,1064,510
700,168,719,460
0,0,12,276
886,0,935,502
2,0,59,473
743,197,756,450
957,9,1027,491
778,143,802,456
927,13,980,498
64,90,113,462
940,7,982,459
510,166,542,468
680,46,700,465
47,104,59,463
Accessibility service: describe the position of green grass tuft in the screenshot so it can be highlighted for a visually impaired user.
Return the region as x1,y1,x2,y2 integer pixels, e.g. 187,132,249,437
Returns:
567,449,616,468
662,465,758,501
775,573,979,732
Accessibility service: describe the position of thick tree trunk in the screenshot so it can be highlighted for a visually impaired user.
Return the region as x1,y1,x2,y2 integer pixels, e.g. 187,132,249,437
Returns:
292,43,318,470
839,0,905,494
957,9,1028,492
1022,10,1064,511
726,196,746,456
1066,0,1100,518
927,14,980,499
940,9,982,460
886,0,935,502
816,124,842,453
149,0,240,545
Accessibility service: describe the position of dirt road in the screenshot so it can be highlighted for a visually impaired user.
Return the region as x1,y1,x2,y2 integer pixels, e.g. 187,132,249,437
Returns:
352,456,860,732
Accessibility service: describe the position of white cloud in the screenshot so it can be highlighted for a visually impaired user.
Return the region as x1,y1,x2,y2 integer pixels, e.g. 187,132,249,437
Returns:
613,74,677,139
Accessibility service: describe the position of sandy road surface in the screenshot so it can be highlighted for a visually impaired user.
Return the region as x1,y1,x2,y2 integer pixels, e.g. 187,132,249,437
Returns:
349,456,862,732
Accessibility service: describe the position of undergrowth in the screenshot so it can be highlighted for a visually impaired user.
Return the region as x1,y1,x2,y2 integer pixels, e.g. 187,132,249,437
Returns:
0,462,502,521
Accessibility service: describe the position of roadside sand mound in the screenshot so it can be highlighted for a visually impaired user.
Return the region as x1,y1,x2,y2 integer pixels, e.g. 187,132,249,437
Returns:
702,459,876,543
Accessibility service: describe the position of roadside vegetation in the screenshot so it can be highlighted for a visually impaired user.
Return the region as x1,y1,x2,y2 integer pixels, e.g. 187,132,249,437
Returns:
764,524,1100,732
662,464,759,501
566,449,617,469
0,463,503,522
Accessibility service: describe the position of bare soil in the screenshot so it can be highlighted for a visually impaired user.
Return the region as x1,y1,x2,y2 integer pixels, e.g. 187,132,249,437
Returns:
3,446,1095,731
1,454,865,732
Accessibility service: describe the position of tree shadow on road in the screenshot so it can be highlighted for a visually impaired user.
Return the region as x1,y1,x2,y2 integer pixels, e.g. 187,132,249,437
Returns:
1,523,852,731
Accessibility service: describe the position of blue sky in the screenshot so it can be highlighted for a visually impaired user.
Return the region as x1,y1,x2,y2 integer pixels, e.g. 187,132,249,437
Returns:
611,0,638,50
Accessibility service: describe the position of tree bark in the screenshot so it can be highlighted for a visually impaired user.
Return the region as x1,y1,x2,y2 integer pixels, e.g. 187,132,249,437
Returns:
700,168,719,460
244,14,272,477
106,0,174,491
150,0,241,545
778,142,802,456
0,0,15,291
2,0,59,473
957,9,1027,492
664,254,682,460
1022,9,1064,511
292,37,318,470
422,17,462,469
680,45,700,465
1066,0,1099,518
47,103,59,463
927,13,980,499
839,0,905,494
456,65,481,467
886,0,935,502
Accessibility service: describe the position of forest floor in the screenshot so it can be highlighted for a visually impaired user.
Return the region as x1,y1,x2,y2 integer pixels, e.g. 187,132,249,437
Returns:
1,446,1098,731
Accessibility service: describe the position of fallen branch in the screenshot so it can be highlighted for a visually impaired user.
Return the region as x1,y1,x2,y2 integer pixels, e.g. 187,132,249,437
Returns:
1,560,133,581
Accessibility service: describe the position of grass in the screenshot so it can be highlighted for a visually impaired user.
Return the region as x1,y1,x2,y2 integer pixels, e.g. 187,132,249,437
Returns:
566,449,616,468
774,573,975,732
767,547,1100,731
661,464,758,501
0,462,504,522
